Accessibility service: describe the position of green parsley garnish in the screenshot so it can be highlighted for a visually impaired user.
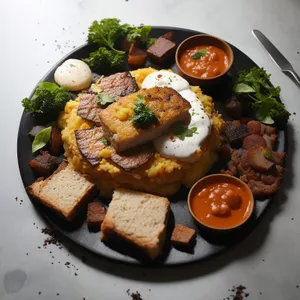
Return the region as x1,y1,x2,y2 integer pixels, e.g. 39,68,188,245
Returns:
132,96,157,128
173,123,198,141
192,49,207,60
97,93,115,107
100,137,109,146
69,64,76,67
262,148,275,162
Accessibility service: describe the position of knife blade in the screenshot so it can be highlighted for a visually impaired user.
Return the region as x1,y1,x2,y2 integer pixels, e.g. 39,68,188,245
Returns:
252,29,300,86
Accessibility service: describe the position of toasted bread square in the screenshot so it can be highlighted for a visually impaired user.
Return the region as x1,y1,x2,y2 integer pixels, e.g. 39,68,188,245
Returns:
27,161,97,221
101,188,170,260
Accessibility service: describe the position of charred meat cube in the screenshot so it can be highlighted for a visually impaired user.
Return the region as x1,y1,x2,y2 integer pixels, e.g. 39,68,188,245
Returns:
147,37,176,65
75,127,106,166
223,121,249,148
28,150,58,177
99,72,138,98
171,224,196,249
87,202,106,228
77,93,102,125
161,31,173,41
49,127,63,155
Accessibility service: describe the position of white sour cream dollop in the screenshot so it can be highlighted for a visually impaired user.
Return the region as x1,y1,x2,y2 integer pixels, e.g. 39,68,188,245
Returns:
54,59,92,91
142,71,211,162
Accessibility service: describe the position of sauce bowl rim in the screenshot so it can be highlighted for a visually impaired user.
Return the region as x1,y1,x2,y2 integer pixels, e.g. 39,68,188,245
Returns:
187,174,254,231
175,33,234,81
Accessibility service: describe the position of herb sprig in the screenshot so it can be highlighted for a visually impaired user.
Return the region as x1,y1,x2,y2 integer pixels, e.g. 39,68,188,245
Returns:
173,123,198,141
192,49,207,60
132,95,157,128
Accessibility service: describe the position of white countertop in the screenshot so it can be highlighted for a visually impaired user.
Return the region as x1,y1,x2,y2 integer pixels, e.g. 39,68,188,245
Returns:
1,0,300,299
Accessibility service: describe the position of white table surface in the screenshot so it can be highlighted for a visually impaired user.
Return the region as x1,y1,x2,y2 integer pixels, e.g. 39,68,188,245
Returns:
1,0,300,299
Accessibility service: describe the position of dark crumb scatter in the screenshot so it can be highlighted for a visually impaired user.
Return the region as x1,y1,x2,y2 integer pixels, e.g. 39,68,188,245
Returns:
39,291,41,295
292,218,294,220
293,112,296,115
38,246,41,249
296,285,299,288
260,292,262,295
57,293,60,296
126,289,143,300
226,285,249,300
42,44,45,46
51,262,53,265
262,259,265,261
297,52,299,54
26,253,28,255
74,273,78,276
65,262,70,266
15,197,18,201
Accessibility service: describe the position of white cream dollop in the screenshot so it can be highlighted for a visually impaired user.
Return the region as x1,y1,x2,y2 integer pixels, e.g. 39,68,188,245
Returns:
54,59,92,91
142,71,211,162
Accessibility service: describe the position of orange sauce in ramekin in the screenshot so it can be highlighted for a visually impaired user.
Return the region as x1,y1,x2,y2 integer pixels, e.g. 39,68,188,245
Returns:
179,45,229,79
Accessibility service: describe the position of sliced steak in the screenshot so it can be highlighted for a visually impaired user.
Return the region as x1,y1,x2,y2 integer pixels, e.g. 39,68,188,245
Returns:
75,127,154,170
110,143,155,171
29,150,58,177
99,72,138,98
75,127,106,166
77,93,102,125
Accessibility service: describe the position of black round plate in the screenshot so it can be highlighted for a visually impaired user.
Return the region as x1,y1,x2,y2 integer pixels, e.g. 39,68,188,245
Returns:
17,27,286,265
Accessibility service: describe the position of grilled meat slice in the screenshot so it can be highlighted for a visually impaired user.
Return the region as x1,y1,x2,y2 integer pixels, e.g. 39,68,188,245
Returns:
246,146,275,172
99,72,138,98
77,93,102,125
110,143,155,171
75,127,106,166
29,150,58,177
99,86,191,152
75,127,154,171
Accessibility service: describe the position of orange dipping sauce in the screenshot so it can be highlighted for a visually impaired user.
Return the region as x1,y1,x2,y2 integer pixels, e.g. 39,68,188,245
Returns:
179,45,229,79
189,176,253,229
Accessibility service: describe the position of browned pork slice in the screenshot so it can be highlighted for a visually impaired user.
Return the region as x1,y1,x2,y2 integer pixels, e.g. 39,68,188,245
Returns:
75,127,154,171
77,72,138,124
242,134,267,150
99,86,191,152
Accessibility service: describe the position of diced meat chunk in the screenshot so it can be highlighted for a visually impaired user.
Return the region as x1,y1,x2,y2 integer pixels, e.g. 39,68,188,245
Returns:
87,202,106,228
223,121,249,147
75,127,106,166
77,93,102,125
28,150,58,177
147,37,176,64
171,224,196,248
245,146,275,172
49,127,63,155
128,44,148,68
242,134,267,150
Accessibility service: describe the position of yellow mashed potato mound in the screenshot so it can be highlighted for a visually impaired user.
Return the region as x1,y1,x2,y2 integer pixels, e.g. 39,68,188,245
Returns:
58,68,224,197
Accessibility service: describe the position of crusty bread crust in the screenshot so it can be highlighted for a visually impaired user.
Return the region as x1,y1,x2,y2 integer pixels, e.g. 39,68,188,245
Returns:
27,160,98,221
101,188,170,260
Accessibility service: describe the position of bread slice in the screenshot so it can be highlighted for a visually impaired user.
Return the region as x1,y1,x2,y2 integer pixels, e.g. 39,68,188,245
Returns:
101,188,170,260
27,161,97,221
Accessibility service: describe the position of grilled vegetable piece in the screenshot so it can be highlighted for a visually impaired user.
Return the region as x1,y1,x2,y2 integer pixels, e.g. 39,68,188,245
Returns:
246,146,275,172
223,121,249,147
87,202,106,228
128,44,148,68
147,37,176,65
75,127,106,166
28,150,58,177
99,86,191,152
242,134,267,150
28,125,46,137
77,93,102,125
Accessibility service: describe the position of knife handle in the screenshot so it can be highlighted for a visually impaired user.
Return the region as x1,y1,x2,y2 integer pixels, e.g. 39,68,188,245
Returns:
285,69,300,86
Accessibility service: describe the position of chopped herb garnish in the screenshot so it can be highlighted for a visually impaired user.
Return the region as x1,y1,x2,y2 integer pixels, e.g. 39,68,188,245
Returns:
192,49,207,60
263,148,275,162
132,96,157,128
100,137,109,146
173,123,198,141
97,93,115,107
69,64,76,67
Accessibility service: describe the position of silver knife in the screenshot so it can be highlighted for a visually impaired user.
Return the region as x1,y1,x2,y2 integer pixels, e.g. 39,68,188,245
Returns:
252,29,300,86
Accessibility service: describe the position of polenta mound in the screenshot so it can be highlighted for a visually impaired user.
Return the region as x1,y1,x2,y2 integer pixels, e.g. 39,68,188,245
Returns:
58,68,224,197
